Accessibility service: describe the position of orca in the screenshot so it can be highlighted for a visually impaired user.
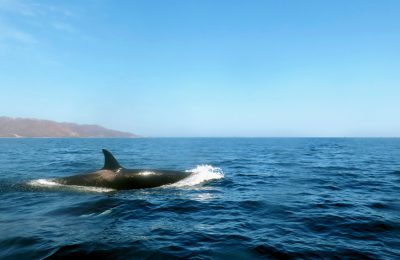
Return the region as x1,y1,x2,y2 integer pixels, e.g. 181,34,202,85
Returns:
55,149,192,190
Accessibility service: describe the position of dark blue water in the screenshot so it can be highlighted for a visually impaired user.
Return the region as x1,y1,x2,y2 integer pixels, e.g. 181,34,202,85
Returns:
0,138,399,259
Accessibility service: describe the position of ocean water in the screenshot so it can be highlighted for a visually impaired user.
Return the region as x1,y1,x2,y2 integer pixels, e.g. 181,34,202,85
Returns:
0,138,399,259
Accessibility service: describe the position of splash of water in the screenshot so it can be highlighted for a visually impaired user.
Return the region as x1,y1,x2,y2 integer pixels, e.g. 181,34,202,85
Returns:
167,165,224,188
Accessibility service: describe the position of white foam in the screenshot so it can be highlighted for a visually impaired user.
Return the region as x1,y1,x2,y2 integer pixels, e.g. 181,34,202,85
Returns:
28,179,62,187
81,209,112,218
99,209,112,215
166,165,224,188
27,179,115,193
80,213,96,218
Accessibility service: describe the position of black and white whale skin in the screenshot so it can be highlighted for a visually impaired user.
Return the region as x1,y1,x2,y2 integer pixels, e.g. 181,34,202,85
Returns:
55,149,192,190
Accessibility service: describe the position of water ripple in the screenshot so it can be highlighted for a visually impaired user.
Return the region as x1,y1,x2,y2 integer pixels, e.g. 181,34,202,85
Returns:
0,138,399,259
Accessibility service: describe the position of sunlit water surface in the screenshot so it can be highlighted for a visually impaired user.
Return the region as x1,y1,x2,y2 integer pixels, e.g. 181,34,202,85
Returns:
0,138,399,259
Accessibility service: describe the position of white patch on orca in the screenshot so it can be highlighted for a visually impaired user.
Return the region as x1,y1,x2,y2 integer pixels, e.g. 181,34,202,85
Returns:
137,171,158,176
166,165,224,188
27,179,115,193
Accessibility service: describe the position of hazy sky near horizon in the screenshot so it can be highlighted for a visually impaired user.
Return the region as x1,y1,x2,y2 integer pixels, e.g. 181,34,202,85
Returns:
0,0,399,137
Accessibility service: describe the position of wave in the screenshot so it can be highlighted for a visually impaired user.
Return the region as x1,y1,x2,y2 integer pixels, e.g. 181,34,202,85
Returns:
80,209,113,218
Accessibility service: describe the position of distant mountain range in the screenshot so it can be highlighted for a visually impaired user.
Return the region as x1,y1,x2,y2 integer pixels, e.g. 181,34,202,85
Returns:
0,117,139,138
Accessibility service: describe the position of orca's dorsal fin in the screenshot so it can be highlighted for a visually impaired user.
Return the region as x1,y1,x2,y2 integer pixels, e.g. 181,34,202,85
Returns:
102,149,122,170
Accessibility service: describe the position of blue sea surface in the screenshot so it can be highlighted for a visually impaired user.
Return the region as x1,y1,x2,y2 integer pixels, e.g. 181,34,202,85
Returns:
0,138,399,259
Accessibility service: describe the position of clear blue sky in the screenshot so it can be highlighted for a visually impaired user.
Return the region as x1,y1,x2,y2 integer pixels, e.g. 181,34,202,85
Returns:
0,0,399,137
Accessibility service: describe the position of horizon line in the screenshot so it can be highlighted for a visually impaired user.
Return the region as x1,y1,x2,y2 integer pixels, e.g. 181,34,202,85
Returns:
0,136,399,139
